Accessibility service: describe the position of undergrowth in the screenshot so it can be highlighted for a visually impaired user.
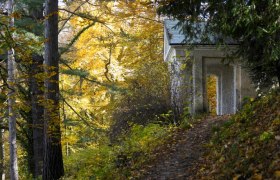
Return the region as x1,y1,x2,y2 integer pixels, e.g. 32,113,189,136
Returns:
63,123,173,179
196,90,280,179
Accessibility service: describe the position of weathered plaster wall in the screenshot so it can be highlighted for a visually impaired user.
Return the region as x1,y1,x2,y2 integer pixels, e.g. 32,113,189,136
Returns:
241,68,257,100
221,65,235,114
167,46,256,119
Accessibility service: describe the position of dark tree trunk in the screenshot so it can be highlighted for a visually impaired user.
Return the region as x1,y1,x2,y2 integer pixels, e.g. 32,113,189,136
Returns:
30,55,44,177
27,3,44,178
277,60,280,86
43,0,64,179
277,74,280,87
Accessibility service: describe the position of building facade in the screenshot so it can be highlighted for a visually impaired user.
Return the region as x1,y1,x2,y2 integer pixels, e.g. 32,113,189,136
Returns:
164,20,256,119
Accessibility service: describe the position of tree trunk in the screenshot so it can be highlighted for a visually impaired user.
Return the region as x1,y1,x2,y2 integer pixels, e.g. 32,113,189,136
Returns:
277,60,280,87
7,0,19,179
43,0,64,179
30,55,44,177
0,128,5,180
26,3,44,178
0,111,5,180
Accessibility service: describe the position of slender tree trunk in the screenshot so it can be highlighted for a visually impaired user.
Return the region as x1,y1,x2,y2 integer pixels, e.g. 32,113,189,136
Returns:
0,128,5,180
7,0,18,179
8,31,19,180
43,0,64,179
0,112,4,180
31,55,44,177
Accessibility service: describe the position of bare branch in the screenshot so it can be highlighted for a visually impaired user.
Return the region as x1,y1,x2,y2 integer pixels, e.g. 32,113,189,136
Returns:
104,45,113,82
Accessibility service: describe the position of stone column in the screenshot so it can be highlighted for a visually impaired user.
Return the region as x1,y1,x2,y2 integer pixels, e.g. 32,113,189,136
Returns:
216,72,222,115
221,65,235,114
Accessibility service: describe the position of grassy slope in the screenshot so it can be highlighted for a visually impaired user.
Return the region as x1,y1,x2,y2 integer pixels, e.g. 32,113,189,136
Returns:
196,91,280,179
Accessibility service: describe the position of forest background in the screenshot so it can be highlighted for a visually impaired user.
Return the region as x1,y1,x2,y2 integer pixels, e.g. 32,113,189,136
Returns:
0,0,172,179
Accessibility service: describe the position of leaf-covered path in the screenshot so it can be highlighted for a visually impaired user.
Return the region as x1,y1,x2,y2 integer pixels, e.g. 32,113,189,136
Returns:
136,116,229,180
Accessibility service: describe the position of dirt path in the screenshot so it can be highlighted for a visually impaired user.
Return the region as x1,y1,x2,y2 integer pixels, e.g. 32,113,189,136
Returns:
136,116,228,180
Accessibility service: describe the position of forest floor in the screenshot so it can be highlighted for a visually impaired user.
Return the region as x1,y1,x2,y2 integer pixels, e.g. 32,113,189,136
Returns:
134,115,229,180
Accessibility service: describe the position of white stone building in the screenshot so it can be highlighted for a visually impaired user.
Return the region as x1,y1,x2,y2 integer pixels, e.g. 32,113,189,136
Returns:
164,20,256,119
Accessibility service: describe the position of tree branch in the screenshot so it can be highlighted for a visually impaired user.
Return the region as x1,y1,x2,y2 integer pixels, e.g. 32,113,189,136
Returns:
58,8,115,33
59,22,96,55
60,94,102,131
58,0,90,34
104,45,112,82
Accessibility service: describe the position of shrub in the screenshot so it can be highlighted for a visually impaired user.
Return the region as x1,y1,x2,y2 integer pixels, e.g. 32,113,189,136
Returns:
64,123,171,179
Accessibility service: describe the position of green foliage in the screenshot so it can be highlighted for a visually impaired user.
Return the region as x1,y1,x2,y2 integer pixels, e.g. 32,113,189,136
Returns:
155,110,173,125
18,0,44,11
259,131,274,142
179,102,210,129
119,124,170,154
180,105,193,129
196,90,280,179
64,123,171,179
64,144,116,179
61,69,90,78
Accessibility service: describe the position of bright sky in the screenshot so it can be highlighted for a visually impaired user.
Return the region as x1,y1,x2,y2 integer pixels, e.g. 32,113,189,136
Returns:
59,0,66,7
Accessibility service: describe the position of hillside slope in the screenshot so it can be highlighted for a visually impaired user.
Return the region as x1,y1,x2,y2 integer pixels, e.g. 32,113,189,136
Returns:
133,91,280,179
196,91,280,179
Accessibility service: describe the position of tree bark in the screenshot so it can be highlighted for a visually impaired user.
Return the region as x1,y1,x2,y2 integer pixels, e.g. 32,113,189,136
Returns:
43,0,64,179
7,0,19,179
26,2,44,177
30,55,44,177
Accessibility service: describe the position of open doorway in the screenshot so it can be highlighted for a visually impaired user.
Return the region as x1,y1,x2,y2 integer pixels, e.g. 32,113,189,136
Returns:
206,75,218,115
